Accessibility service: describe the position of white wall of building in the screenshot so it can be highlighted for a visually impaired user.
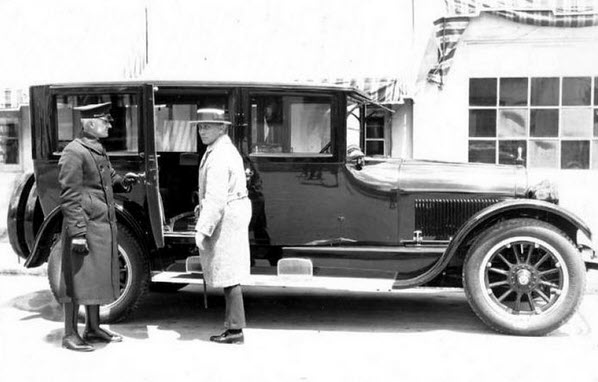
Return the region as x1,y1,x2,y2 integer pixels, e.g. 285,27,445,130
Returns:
413,13,598,244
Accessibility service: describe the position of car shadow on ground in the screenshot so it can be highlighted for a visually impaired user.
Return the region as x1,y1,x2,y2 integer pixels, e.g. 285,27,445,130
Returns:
9,285,493,345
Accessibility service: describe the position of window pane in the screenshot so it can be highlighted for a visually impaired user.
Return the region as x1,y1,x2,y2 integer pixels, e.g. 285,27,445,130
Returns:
469,140,495,164
469,109,496,137
595,77,598,106
561,108,592,137
500,78,528,106
593,141,598,170
56,94,139,153
531,77,559,106
469,78,496,106
366,117,384,138
499,140,526,165
594,109,598,137
498,109,526,137
250,94,332,156
0,119,19,164
346,99,362,148
562,77,591,106
561,140,589,169
366,140,384,156
530,109,558,137
529,140,558,169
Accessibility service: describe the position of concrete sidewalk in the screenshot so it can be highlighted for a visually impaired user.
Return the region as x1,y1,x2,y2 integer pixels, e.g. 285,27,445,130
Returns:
0,240,47,276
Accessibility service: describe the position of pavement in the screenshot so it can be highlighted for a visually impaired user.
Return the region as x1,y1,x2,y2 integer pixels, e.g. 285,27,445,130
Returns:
1,241,598,382
2,275,598,382
0,240,47,277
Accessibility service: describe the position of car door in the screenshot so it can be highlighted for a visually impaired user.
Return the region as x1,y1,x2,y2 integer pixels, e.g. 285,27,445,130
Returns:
240,89,343,246
142,84,164,248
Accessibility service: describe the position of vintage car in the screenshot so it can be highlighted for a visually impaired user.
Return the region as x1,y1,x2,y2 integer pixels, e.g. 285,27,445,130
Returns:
7,81,597,336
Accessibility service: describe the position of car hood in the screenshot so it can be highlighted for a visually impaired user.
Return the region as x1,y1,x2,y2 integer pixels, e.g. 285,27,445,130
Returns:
345,158,528,196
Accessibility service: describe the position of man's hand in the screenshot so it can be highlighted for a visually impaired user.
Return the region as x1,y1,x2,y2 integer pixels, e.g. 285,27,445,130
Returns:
195,231,206,252
71,237,89,255
122,172,142,189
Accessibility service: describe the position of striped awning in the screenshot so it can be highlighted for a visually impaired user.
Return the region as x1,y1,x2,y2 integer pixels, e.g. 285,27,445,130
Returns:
427,0,598,86
318,78,408,104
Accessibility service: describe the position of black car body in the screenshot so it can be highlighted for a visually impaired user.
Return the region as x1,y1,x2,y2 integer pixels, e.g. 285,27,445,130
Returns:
8,81,596,335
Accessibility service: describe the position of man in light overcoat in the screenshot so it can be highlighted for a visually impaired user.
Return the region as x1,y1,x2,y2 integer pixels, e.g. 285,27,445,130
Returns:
194,108,252,344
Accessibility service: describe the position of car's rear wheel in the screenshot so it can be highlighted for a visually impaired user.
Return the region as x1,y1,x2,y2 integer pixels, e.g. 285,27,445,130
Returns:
463,218,585,336
48,222,149,323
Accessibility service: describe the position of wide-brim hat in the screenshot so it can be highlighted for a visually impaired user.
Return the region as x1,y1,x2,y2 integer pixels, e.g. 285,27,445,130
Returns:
190,108,232,125
73,101,114,121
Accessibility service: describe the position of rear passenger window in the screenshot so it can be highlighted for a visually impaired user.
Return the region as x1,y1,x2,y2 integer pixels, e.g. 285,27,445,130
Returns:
55,93,139,154
249,94,333,157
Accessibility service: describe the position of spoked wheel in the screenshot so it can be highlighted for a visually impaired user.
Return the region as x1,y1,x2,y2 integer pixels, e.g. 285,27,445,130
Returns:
48,222,149,323
463,218,586,336
97,223,148,323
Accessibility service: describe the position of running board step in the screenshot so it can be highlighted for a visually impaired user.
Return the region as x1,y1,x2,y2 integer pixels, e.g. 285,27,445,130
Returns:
151,271,396,292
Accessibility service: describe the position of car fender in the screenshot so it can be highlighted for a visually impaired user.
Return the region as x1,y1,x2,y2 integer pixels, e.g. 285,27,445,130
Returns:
446,199,591,264
7,172,36,259
24,206,62,268
395,199,591,288
24,203,150,268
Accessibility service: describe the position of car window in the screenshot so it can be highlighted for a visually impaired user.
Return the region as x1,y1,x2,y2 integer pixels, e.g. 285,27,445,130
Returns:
55,93,139,154
154,93,229,152
249,94,332,157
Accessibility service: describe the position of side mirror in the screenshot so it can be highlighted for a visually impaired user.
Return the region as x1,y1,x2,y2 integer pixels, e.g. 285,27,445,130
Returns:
347,145,365,170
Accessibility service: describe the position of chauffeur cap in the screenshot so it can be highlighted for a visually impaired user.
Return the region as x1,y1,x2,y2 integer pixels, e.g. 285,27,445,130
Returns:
74,102,114,121
192,108,232,125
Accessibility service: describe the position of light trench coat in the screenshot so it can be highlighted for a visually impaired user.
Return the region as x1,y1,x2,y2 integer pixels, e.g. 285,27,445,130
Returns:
196,134,252,288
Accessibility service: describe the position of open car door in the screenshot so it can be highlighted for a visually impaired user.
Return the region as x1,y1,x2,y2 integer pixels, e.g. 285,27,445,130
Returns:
143,84,164,248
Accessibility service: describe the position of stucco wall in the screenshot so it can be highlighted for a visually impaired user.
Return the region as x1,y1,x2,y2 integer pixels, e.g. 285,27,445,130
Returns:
413,13,598,245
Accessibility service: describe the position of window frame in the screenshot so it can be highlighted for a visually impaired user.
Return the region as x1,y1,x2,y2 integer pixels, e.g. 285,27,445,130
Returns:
468,76,598,170
0,110,22,171
245,90,339,162
49,86,144,157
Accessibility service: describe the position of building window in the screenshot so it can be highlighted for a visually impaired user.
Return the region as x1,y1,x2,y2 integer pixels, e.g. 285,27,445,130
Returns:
0,118,19,164
4,89,12,108
365,116,385,156
468,76,598,169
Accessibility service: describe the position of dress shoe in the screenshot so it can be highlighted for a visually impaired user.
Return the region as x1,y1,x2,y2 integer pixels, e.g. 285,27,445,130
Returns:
82,328,123,343
209,330,244,344
62,334,94,352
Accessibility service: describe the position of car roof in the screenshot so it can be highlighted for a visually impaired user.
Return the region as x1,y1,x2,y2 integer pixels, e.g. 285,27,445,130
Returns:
40,80,372,101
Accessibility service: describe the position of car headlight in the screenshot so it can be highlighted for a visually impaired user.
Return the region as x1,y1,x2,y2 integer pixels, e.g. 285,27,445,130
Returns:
527,179,559,203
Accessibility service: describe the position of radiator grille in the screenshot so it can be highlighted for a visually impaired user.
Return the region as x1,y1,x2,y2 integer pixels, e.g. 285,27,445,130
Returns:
415,198,501,240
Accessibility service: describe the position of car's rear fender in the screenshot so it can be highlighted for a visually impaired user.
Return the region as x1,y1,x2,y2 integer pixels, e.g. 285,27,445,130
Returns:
24,203,151,268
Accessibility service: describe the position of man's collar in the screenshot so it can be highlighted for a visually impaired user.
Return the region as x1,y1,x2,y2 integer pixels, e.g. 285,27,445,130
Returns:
75,136,105,155
206,134,231,152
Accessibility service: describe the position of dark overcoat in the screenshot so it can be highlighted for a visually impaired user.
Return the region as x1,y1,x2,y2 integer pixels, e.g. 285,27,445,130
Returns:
55,136,129,305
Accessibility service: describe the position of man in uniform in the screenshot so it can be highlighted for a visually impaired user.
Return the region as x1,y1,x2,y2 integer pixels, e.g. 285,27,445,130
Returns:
194,108,252,345
57,102,139,352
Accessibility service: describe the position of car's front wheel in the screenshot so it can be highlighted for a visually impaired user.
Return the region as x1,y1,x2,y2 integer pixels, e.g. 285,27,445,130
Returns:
463,218,586,336
48,222,149,323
